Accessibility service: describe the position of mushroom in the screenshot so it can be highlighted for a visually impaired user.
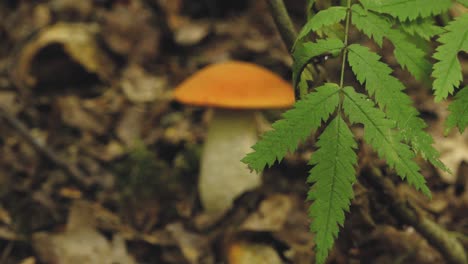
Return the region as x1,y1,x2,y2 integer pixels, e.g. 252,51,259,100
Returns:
174,61,294,213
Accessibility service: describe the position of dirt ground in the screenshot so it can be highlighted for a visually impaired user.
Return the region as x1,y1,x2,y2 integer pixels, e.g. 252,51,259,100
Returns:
0,0,467,263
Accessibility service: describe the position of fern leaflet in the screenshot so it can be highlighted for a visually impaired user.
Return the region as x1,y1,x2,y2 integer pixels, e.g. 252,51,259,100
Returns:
296,7,347,45
432,14,468,102
308,116,357,264
350,4,390,47
307,0,316,10
446,87,468,133
242,84,340,171
342,87,431,197
351,4,431,80
458,0,468,7
359,0,452,21
398,18,444,41
387,30,431,80
292,38,344,87
347,44,446,171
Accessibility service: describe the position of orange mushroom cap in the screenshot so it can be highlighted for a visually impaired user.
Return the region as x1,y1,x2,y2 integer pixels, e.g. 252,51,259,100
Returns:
173,61,295,109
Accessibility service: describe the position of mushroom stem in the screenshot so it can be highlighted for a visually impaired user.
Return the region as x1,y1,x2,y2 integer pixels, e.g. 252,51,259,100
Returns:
199,109,261,213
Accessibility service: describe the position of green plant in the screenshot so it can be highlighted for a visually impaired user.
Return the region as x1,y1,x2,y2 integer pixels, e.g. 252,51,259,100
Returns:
243,0,468,263
115,142,172,201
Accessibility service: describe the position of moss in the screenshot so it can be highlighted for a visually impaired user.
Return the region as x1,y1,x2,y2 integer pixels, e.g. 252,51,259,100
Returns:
114,142,172,201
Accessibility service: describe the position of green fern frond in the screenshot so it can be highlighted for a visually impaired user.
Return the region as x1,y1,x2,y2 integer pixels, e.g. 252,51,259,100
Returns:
458,0,468,7
316,23,345,39
446,87,468,133
296,7,347,45
242,84,340,172
351,4,431,80
307,0,316,9
342,87,431,197
432,14,468,102
351,4,390,47
292,38,344,87
347,44,446,171
398,18,444,41
308,116,357,264
386,30,431,80
359,0,452,21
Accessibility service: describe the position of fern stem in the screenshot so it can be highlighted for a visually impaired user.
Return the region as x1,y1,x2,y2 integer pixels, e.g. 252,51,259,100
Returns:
266,0,318,99
266,0,297,50
339,0,352,88
339,50,348,89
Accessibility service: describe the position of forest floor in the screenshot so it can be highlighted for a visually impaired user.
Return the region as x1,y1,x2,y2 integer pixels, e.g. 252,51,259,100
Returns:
0,1,467,263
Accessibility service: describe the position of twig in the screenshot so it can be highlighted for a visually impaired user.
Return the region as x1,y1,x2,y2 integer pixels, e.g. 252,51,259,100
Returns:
265,0,318,98
266,0,297,50
0,107,92,187
0,241,13,264
364,167,467,264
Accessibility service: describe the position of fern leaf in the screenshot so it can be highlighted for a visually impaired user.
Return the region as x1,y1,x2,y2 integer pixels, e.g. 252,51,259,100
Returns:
316,23,345,40
306,0,316,20
342,87,431,197
351,5,431,80
359,0,452,21
351,4,390,47
432,14,468,102
398,18,444,41
292,38,344,87
298,66,314,97
387,30,431,80
242,84,340,172
347,44,446,171
296,7,347,44
458,0,468,7
308,116,357,264
446,87,468,133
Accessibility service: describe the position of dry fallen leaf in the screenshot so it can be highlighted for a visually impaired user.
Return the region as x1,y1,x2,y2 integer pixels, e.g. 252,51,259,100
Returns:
98,140,126,162
0,206,21,242
57,95,109,135
241,194,293,232
121,65,168,103
116,105,146,147
100,2,160,63
19,257,37,264
14,22,113,88
58,187,82,199
32,200,136,264
227,240,283,264
434,131,468,183
157,0,184,29
49,0,93,18
361,225,443,263
0,91,21,115
174,21,211,46
166,222,213,264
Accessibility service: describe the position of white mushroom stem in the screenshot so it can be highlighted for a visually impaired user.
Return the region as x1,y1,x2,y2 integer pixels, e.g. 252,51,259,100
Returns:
199,109,262,213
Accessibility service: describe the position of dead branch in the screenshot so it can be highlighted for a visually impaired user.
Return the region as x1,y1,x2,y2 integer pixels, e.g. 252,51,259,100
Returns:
0,107,92,187
364,167,467,264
